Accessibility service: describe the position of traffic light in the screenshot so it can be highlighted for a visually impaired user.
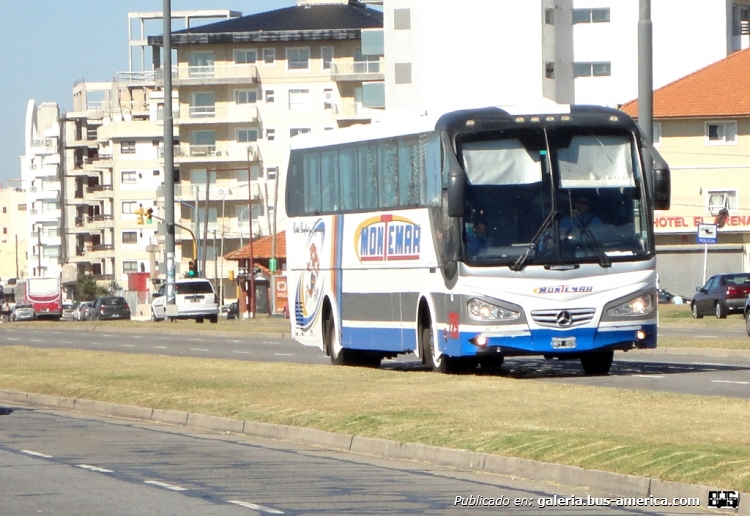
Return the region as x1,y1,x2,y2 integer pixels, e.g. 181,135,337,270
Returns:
136,206,144,225
187,261,197,277
228,270,235,281
146,208,153,224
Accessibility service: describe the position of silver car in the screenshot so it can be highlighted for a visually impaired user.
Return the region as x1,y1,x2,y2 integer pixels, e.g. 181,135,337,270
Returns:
10,304,36,322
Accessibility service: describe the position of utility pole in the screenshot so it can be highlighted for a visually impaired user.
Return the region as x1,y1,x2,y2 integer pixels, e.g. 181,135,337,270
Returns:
202,172,211,277
247,150,256,318
220,190,226,305
15,234,19,279
37,225,42,276
163,0,176,311
638,0,653,167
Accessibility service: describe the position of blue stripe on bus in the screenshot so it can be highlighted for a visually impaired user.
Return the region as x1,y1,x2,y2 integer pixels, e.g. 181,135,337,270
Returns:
339,324,656,356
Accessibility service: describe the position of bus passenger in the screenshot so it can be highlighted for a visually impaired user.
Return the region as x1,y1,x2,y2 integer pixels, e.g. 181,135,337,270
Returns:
560,195,602,231
467,218,489,257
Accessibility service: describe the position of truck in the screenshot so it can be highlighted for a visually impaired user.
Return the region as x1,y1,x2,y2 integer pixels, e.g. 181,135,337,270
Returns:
14,277,63,320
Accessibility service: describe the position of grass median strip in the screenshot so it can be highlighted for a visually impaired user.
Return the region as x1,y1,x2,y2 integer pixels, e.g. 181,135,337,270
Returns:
0,346,748,491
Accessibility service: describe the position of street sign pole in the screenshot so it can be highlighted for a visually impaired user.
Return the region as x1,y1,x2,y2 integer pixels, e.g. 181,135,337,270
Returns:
696,223,718,286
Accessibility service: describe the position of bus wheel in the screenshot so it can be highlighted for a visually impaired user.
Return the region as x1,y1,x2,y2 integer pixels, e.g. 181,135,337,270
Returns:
580,351,614,375
423,326,454,373
326,310,351,366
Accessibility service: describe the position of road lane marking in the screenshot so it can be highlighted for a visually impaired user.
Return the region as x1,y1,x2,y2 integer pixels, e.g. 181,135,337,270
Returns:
132,336,143,339
228,501,284,514
31,339,43,343
712,380,750,385
21,450,52,458
263,341,279,345
274,353,294,356
233,351,252,354
122,344,136,348
188,338,204,342
634,375,665,379
145,480,187,491
691,362,725,367
153,346,168,349
692,335,718,339
62,341,72,344
6,338,19,341
191,348,208,352
228,339,243,343
77,464,113,473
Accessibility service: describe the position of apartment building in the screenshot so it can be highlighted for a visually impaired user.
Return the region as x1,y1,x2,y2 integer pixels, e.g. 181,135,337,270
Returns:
0,187,29,281
379,0,750,109
148,0,384,298
20,101,63,279
620,48,750,297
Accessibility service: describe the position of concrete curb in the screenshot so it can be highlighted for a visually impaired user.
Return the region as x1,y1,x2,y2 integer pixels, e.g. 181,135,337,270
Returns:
1,389,746,513
1,323,291,340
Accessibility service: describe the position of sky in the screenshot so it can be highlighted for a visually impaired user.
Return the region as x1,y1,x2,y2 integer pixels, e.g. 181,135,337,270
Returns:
0,0,297,186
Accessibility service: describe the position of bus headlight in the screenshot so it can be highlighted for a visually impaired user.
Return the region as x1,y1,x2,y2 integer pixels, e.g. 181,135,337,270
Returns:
607,293,654,316
467,298,520,321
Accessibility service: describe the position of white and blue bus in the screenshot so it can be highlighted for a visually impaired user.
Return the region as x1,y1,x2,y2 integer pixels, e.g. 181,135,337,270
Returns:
285,104,670,374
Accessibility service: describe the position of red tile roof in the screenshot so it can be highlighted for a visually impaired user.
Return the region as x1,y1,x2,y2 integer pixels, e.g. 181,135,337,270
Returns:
224,231,286,260
620,48,750,119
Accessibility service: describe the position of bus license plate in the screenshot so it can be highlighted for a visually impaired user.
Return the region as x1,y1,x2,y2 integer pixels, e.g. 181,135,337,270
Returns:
552,337,576,349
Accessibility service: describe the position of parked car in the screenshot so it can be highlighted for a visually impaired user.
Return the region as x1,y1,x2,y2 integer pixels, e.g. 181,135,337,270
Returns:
691,273,750,319
61,303,76,321
658,289,684,305
89,296,131,321
226,301,239,320
75,301,93,321
10,304,36,322
220,305,231,318
151,278,219,323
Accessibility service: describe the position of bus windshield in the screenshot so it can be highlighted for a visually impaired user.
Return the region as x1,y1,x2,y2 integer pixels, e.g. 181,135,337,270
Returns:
459,126,650,268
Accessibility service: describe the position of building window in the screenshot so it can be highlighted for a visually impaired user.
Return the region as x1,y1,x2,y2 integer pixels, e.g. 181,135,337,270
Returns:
234,49,257,64
545,8,555,25
121,171,137,184
267,167,278,180
122,201,138,214
573,61,611,77
123,261,138,273
290,128,311,138
43,247,60,258
263,48,276,64
265,90,275,103
235,90,258,104
18,204,26,211
287,47,310,70
121,141,136,154
266,128,276,142
43,201,58,212
324,88,334,110
545,62,555,79
573,8,610,23
321,46,334,70
237,129,259,143
289,89,310,111
2,228,6,234
705,121,737,145
652,122,662,147
394,8,411,30
122,231,138,244
190,92,216,118
707,190,738,215
395,63,412,84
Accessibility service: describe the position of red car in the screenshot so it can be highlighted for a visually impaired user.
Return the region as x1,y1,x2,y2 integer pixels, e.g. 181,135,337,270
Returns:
692,273,750,319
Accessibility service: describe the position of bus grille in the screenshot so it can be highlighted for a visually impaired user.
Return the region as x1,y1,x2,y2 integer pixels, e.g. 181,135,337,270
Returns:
531,308,596,328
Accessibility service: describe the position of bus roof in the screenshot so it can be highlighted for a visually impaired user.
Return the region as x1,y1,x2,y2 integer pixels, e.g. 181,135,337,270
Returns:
289,100,591,151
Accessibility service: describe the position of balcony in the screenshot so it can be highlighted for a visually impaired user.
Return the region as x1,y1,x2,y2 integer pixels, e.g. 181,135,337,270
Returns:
177,104,260,125
30,209,62,223
86,184,114,200
167,63,260,87
333,101,381,121
76,214,114,229
169,142,262,165
87,244,114,257
29,139,57,153
330,59,385,82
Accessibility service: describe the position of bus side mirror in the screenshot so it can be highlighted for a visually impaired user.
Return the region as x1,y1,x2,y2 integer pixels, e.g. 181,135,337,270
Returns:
447,169,465,217
653,165,670,211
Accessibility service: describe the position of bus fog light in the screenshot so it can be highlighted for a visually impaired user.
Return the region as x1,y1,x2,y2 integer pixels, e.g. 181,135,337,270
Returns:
636,330,646,340
607,293,654,316
467,298,520,321
469,335,488,348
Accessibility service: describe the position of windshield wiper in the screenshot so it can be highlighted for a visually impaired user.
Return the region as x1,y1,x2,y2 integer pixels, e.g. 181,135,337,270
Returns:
511,209,557,272
573,216,612,268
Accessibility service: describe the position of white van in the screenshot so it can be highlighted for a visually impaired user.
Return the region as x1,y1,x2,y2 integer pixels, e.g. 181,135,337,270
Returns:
151,279,219,323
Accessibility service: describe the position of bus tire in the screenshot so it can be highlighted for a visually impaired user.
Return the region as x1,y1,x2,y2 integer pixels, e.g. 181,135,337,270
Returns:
423,326,456,373
580,351,614,375
325,309,351,366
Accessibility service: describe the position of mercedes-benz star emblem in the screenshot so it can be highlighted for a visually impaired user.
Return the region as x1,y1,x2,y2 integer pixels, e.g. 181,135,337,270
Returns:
556,310,573,327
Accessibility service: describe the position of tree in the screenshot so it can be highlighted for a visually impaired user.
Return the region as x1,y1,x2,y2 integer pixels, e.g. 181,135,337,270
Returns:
74,275,108,301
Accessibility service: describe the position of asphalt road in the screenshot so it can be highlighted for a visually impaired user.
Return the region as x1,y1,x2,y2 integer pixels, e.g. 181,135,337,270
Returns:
1,325,749,399
0,404,707,515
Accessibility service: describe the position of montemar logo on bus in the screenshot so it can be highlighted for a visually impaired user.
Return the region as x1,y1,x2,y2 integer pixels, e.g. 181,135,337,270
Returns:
356,214,422,262
534,285,594,294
